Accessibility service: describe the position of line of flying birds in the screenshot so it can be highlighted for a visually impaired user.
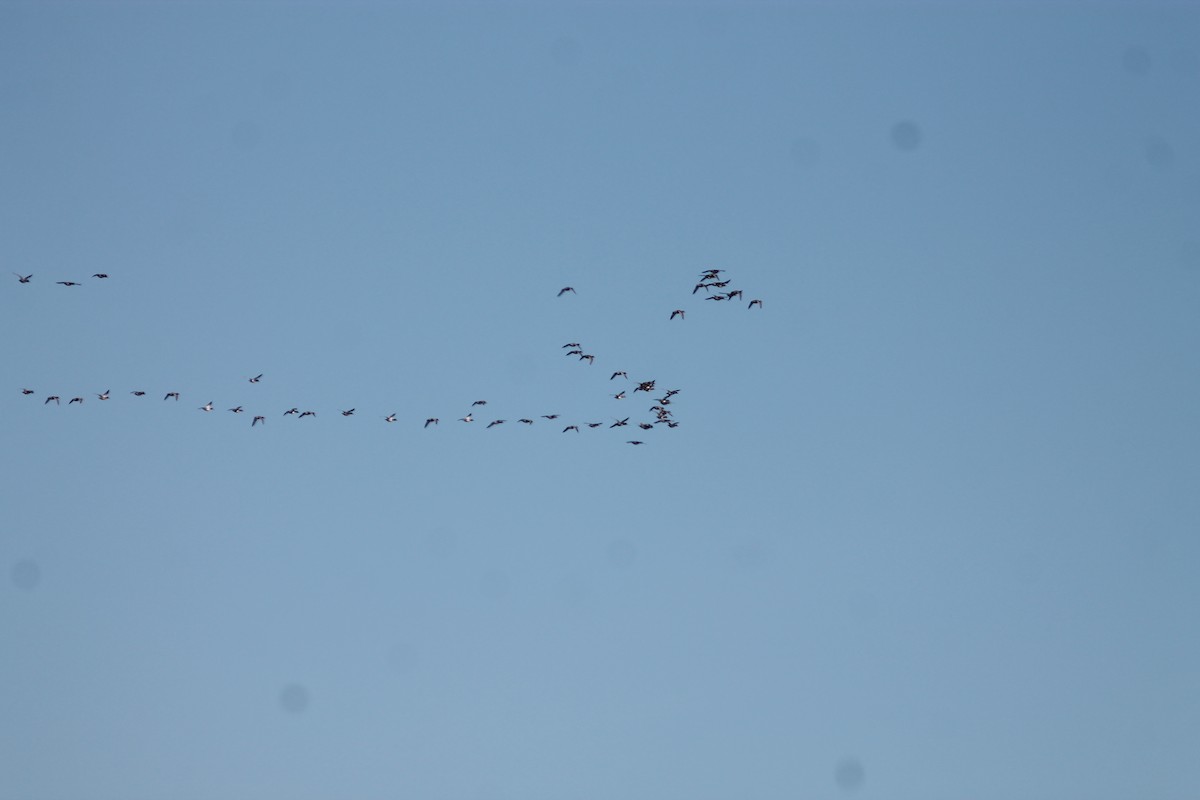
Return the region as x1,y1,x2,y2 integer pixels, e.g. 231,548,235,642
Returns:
16,269,762,444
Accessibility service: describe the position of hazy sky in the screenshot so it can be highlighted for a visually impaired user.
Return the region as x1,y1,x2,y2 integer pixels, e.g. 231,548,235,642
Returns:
2,2,1198,798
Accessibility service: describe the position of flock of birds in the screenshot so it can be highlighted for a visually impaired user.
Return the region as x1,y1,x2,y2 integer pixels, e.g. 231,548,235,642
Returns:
14,269,762,445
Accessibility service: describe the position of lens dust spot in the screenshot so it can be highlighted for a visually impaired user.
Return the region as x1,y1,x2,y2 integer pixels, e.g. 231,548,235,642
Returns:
835,757,865,791
889,120,922,151
279,683,310,714
789,137,821,167
11,559,41,591
1144,137,1174,169
1122,45,1152,75
605,538,637,569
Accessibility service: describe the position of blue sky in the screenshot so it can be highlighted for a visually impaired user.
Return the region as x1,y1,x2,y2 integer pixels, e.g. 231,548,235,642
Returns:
2,1,1198,798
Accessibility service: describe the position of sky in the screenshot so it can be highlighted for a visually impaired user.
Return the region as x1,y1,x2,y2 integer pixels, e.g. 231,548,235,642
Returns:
1,1,1198,798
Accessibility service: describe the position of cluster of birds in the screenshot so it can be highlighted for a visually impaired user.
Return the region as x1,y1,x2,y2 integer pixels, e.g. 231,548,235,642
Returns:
16,270,763,445
13,272,109,285
669,268,762,320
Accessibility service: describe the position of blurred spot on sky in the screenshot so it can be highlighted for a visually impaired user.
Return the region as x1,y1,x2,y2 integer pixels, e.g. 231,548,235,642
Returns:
605,538,637,569
479,569,510,601
230,119,261,152
387,642,419,674
1144,137,1174,169
1122,44,1152,75
835,756,866,791
789,136,821,168
889,120,922,151
550,35,580,67
279,683,310,714
10,559,41,591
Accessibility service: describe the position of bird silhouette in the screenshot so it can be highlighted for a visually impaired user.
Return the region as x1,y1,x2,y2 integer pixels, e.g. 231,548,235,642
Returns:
68,397,83,404
14,273,31,283
229,406,244,413
131,391,146,396
748,299,763,309
248,374,263,383
424,418,439,428
92,273,109,279
45,396,60,405
21,389,35,395
97,390,110,400
626,440,645,445
164,392,180,401
341,409,355,417
459,414,473,423
610,371,627,380
252,416,266,426
563,425,579,433
298,411,316,418
200,402,214,412
486,419,505,428
670,309,685,320
557,287,576,296
385,413,397,423
284,408,300,416
56,281,81,287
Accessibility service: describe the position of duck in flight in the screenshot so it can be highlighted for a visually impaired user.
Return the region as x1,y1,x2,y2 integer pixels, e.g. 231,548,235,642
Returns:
252,415,266,426
557,287,576,296
284,408,300,416
57,281,81,287
341,409,355,417
610,417,629,428
486,419,505,428
248,374,263,383
200,402,214,412
68,397,84,404
21,388,35,395
626,440,645,445
97,390,110,401
563,425,579,433
424,418,439,428
14,273,31,283
45,396,60,405
670,309,685,320
131,391,146,396
229,406,244,413
459,413,473,423
518,418,534,425
748,299,763,309
562,342,581,349
92,273,109,279
385,413,397,423
472,400,488,407
164,392,180,401
610,371,627,381
298,411,316,418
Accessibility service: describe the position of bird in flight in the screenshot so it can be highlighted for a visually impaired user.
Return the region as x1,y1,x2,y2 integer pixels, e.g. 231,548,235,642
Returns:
284,408,300,416
626,440,645,445
97,390,110,400
564,349,583,357
385,413,397,423
164,392,180,401
562,342,581,349
557,287,576,296
252,416,266,426
68,396,83,404
610,371,627,381
13,273,31,283
229,406,244,413
57,281,81,287
459,413,473,423
586,422,603,428
200,401,214,412
748,299,763,309
45,396,60,405
563,425,579,433
613,391,626,400
472,400,488,407
638,423,654,430
92,273,109,279
424,418,439,428
579,354,595,364
518,418,534,425
341,409,355,417
131,391,146,396
486,419,505,428
670,309,685,320
298,411,316,418
610,417,629,428
21,389,35,395
248,374,263,383
541,414,560,420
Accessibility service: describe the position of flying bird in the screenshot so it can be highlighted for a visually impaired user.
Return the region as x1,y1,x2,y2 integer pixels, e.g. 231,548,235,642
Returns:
613,391,626,400
579,354,595,364
565,350,583,357
164,392,180,401
610,417,629,428
68,397,83,405
131,391,146,396
385,413,397,423
229,406,244,413
424,418,439,428
13,273,31,283
45,396,60,405
748,299,763,309
486,419,505,428
563,425,580,433
626,440,645,445
284,408,300,416
298,411,316,418
610,371,627,380
518,419,533,425
92,273,109,279
252,416,266,426
21,389,34,395
472,400,488,406
459,414,473,423
248,374,262,383
586,422,603,428
638,423,654,430
200,402,214,412
57,281,81,287
341,409,355,417
562,342,581,349
97,390,110,400
541,414,560,420
670,309,685,320
557,287,576,296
